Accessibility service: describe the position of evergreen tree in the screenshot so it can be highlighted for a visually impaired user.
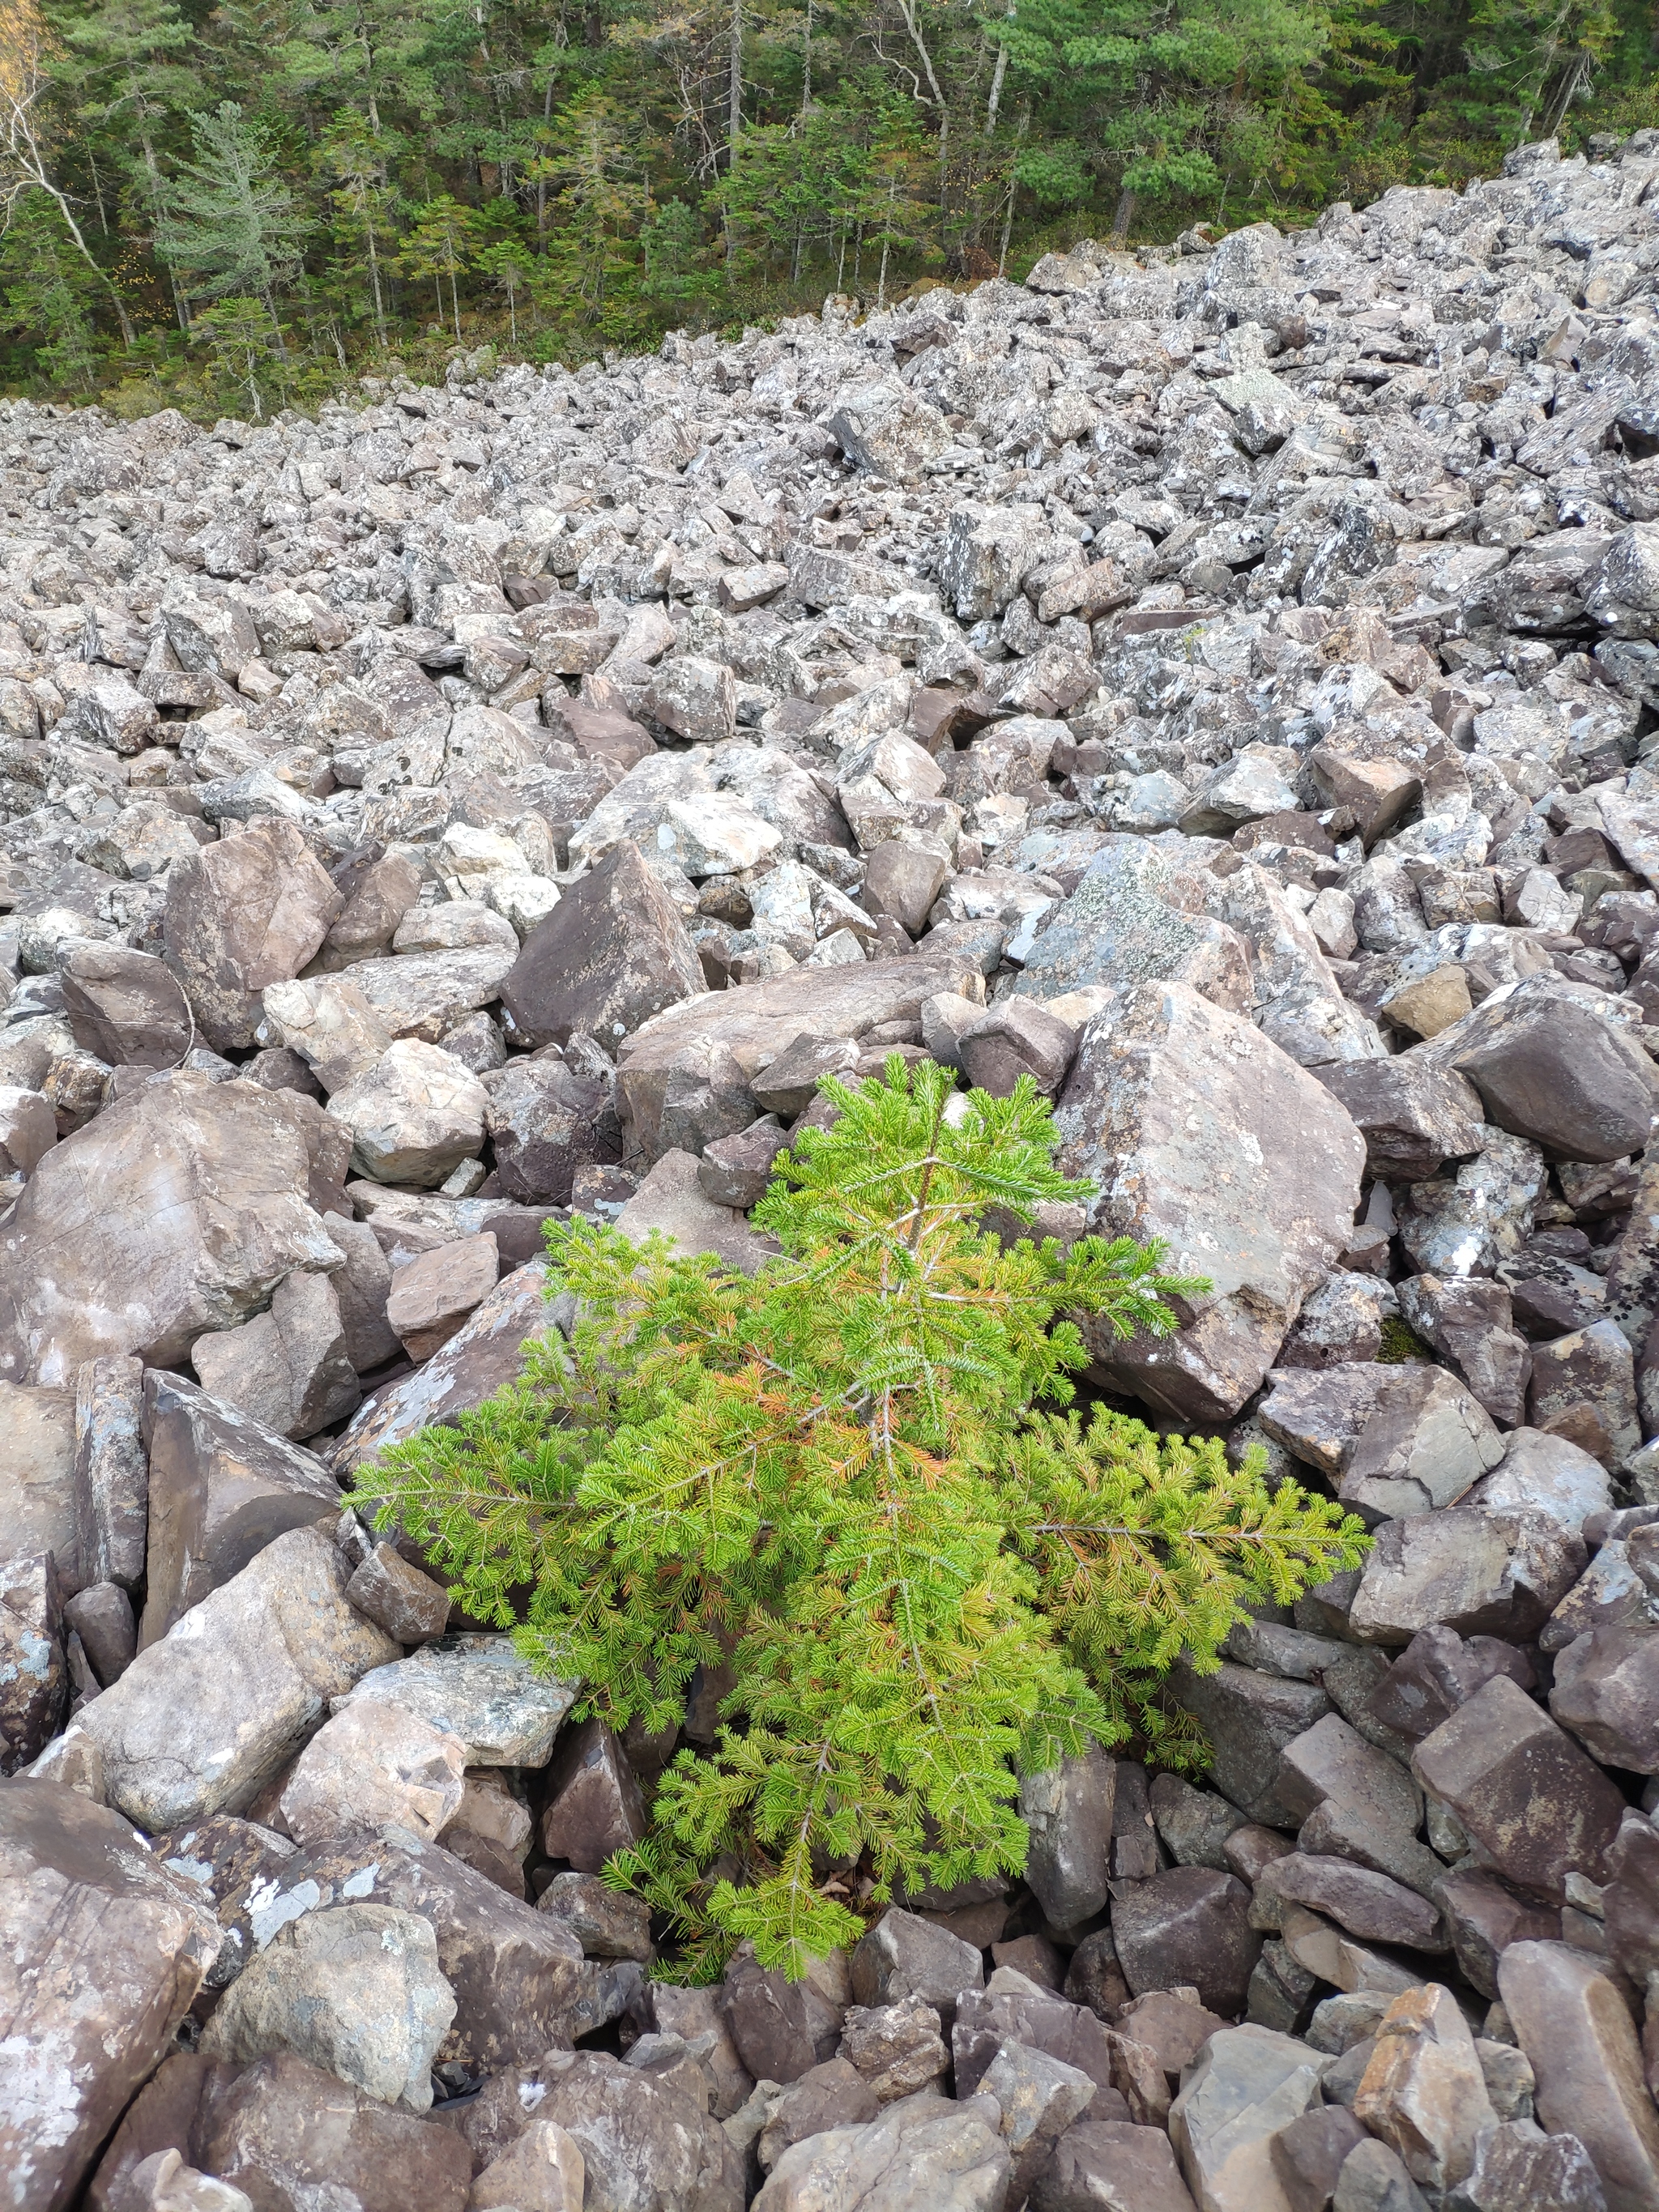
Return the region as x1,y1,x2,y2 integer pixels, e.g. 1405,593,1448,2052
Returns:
156,102,307,311
0,187,100,386
358,1059,1367,1980
43,0,197,326
398,191,480,339
190,291,288,415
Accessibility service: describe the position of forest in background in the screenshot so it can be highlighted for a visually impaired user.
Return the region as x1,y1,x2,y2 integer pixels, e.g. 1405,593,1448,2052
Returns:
0,0,1655,415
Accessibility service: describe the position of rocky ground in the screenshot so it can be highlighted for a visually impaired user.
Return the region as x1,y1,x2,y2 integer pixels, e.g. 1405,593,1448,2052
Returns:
6,125,1659,2212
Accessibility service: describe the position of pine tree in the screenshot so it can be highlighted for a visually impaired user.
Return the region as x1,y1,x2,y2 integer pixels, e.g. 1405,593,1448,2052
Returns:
190,292,288,416
357,1058,1367,1981
156,101,307,312
397,192,481,340
0,187,101,386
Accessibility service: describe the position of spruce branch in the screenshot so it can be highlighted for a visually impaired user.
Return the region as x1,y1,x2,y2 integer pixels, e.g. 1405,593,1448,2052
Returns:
359,1055,1369,1976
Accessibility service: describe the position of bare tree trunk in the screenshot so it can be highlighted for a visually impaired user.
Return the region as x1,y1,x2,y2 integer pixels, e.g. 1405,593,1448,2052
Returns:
1111,183,1135,241
998,100,1029,276
1542,48,1590,138
729,0,743,168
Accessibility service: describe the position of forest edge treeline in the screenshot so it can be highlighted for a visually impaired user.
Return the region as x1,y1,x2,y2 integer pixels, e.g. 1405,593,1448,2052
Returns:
0,0,1654,416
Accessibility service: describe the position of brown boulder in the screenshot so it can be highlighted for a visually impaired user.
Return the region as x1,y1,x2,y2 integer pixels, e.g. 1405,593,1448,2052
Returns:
0,1074,350,1386
60,944,193,1068
501,841,704,1050
0,1780,222,2212
137,1372,343,1648
1412,1675,1627,1903
163,820,343,1051
1053,981,1366,1421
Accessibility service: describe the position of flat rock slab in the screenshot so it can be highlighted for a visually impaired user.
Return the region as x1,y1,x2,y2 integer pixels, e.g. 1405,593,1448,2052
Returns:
335,1632,578,1766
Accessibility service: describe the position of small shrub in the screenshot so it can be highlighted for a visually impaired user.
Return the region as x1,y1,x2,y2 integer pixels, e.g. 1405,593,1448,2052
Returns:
357,1058,1367,1976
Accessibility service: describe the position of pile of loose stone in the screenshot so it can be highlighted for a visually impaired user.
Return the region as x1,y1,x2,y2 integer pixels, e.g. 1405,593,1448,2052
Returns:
11,124,1659,2212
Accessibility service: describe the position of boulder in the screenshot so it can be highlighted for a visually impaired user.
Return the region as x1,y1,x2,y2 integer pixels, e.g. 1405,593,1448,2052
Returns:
0,1073,349,1385
501,841,705,1050
327,1040,487,1187
0,1556,66,1771
1412,1675,1627,1902
539,1718,648,1871
1550,1624,1659,1771
1528,1319,1641,1468
483,1055,615,1204
753,2089,1009,2212
137,1370,343,1647
1349,1509,1585,1646
1499,1940,1659,2212
1054,982,1366,1421
385,1231,499,1359
499,2047,744,2211
71,1524,399,1830
1255,1856,1445,1953
96,2052,476,2212
1363,1625,1536,1745
214,1825,621,2072
983,2036,1099,2203
1111,1868,1262,2017
0,1779,222,2212
1031,2120,1199,2212
1394,1277,1533,1430
1168,2024,1328,2212
614,1149,775,1273
335,1633,578,1766
1311,1059,1486,1183
162,820,342,1051
851,1907,985,2030
1166,1661,1333,1828
1450,2120,1610,2212
838,1997,949,2103
470,2120,586,2212
198,1903,454,2112
1354,1983,1496,2192
0,1084,56,1175
536,1869,653,1962
1019,1746,1116,1927
0,1384,76,1588
342,1541,451,1643
1449,990,1657,1164
1334,1365,1504,1524
276,1702,467,1846
952,1984,1117,2102
331,1260,552,1474
60,944,194,1068
190,1268,360,1441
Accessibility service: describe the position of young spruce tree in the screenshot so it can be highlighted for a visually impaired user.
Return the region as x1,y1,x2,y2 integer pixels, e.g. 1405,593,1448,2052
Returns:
360,1058,1367,1979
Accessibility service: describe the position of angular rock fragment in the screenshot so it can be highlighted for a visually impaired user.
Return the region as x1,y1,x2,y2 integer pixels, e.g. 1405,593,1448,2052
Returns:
337,1632,578,1766
0,1073,350,1384
162,820,342,1051
501,840,704,1050
0,1780,223,2212
138,1371,344,1646
1055,981,1365,1420
1412,1676,1626,1902
199,1903,455,2112
74,1524,399,1829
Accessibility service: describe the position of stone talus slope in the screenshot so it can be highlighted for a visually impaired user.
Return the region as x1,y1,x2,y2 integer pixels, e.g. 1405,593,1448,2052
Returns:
10,126,1659,2211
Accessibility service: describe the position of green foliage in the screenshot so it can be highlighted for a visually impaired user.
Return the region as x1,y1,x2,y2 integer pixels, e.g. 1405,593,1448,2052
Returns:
1377,1314,1435,1363
156,102,308,308
5,0,1654,397
0,190,103,390
357,1058,1367,1980
190,295,292,416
